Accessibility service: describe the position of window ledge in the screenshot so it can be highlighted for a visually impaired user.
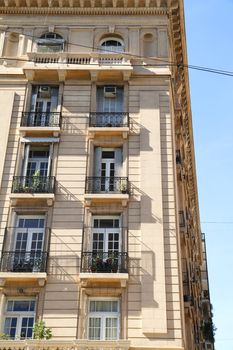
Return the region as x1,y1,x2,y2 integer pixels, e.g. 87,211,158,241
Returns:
0,272,47,287
79,272,129,288
9,193,55,206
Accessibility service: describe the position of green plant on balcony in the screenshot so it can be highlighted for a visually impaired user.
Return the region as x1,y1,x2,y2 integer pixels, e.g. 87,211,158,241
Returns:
33,320,52,340
32,170,41,192
0,333,10,340
202,320,216,343
120,180,127,194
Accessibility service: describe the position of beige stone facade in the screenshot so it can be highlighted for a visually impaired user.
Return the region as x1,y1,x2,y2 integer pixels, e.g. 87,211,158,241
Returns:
0,1,214,350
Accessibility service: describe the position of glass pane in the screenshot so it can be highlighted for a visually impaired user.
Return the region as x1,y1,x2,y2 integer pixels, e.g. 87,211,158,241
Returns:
105,317,118,340
20,317,34,339
88,318,101,340
4,317,17,339
9,300,33,312
90,300,118,312
102,151,115,159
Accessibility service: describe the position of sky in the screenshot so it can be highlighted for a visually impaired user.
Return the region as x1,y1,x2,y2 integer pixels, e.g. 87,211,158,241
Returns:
184,0,233,349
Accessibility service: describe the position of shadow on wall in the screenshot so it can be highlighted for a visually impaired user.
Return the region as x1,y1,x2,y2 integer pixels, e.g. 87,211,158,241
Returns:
47,254,80,281
61,115,87,135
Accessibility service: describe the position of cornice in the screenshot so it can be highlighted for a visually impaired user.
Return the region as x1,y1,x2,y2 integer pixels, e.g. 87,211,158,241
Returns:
0,6,168,15
169,1,202,258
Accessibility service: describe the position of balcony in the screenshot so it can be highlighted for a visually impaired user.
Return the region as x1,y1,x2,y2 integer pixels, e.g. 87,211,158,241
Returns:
1,251,48,272
24,52,133,81
0,251,47,287
19,112,61,136
80,252,128,287
0,227,50,287
0,340,130,350
9,176,56,206
88,112,130,138
84,177,129,206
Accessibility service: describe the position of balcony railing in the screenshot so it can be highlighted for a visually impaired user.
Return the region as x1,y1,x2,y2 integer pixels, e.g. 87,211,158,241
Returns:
11,176,56,194
21,112,61,127
85,177,128,194
89,112,129,127
0,251,48,273
81,252,128,273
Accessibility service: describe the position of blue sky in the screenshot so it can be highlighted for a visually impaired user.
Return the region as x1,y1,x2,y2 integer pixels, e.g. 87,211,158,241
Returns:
184,0,233,348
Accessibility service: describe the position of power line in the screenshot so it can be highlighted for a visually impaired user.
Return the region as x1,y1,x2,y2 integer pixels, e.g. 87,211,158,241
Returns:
201,221,233,224
1,28,233,77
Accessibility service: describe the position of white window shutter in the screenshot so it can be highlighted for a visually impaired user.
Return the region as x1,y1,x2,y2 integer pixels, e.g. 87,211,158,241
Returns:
50,87,59,112
47,143,54,176
22,144,30,176
115,148,122,177
94,147,102,177
30,86,38,112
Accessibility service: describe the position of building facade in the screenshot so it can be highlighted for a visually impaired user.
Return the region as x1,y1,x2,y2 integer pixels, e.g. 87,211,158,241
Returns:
0,0,214,349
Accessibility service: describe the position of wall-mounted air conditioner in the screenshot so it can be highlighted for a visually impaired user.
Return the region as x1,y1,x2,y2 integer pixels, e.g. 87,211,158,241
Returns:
104,86,117,98
38,86,51,98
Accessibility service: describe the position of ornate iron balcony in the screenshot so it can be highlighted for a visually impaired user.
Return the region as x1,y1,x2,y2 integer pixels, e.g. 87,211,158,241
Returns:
21,112,61,127
81,251,128,273
11,176,56,194
89,112,129,127
85,177,128,194
0,251,48,273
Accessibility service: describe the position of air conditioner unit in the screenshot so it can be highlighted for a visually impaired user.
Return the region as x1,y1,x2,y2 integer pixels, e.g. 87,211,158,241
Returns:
104,86,117,98
38,86,51,98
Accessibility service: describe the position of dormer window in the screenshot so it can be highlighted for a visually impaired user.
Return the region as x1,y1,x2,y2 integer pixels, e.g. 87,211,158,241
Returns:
99,37,124,53
36,33,64,53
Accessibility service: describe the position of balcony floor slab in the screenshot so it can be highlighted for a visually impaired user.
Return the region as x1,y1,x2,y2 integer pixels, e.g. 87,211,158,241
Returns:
0,272,47,287
84,193,129,207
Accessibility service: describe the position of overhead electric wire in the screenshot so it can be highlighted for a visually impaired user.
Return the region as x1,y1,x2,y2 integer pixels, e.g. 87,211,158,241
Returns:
1,28,233,77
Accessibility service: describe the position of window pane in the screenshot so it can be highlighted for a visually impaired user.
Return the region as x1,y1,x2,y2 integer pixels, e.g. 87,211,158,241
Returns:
88,318,101,340
8,300,35,312
4,317,17,339
90,300,118,312
20,317,34,339
105,317,118,340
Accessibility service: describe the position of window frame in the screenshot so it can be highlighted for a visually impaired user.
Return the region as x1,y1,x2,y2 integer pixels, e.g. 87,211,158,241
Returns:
87,297,120,341
99,37,124,53
3,298,36,339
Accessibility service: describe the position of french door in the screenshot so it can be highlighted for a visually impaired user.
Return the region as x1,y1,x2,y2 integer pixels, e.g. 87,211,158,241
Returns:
96,86,123,126
100,150,115,192
12,216,45,272
33,98,51,126
91,217,121,272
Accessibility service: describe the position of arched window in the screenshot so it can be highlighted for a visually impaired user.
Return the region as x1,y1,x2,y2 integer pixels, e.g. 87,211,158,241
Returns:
37,33,64,53
99,37,124,53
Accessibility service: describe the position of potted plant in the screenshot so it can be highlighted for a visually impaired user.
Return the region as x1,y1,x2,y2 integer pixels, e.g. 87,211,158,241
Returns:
120,181,127,194
33,320,52,340
32,170,41,192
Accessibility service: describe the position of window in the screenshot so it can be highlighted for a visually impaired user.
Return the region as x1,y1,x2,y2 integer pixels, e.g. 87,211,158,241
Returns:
4,299,36,339
92,216,121,254
37,32,64,53
88,299,120,340
9,215,46,272
99,37,124,53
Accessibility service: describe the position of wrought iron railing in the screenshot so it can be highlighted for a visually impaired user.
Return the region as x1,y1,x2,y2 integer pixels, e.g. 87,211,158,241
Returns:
85,177,128,194
0,251,48,273
81,252,128,273
89,112,129,127
21,112,61,127
11,176,56,194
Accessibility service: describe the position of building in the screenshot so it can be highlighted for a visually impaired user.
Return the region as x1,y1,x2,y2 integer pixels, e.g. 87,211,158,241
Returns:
0,0,214,349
